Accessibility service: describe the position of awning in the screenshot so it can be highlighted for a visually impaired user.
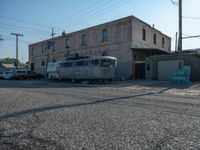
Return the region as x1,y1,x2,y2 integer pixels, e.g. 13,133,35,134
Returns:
131,48,171,54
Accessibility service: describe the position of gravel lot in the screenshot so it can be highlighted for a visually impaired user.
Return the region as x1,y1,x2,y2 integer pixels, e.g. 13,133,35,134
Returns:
0,80,200,149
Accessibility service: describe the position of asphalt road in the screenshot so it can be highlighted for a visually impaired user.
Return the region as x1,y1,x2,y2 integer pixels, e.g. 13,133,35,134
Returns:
0,80,200,150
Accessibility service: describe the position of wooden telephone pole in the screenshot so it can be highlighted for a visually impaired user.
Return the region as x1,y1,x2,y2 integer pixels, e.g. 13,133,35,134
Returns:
0,35,3,41
178,0,183,69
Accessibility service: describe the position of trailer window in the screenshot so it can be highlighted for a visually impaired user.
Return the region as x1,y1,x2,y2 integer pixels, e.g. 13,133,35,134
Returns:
92,60,99,66
63,62,72,67
100,59,115,67
77,61,84,66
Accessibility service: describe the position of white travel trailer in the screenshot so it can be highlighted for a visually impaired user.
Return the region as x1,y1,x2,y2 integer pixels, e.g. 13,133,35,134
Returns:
47,56,117,81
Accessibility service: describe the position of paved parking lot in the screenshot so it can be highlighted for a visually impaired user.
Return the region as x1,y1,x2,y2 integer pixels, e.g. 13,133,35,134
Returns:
0,80,200,149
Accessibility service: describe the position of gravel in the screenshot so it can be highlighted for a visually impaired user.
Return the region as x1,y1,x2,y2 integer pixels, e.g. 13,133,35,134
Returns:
0,80,200,149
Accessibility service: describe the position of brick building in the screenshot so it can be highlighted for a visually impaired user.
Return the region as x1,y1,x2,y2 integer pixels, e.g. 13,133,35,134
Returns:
29,16,171,79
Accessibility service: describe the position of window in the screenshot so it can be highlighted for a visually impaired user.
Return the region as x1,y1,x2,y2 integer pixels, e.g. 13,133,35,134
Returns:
65,38,70,48
47,41,51,49
63,62,72,67
100,59,115,68
153,33,157,44
147,64,150,71
77,61,84,66
82,34,87,46
142,29,146,41
102,29,108,42
162,38,165,48
41,44,44,54
92,60,99,66
31,47,34,56
42,60,45,66
52,41,56,51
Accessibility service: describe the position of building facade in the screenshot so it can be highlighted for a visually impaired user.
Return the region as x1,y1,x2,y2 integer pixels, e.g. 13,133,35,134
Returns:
29,16,171,79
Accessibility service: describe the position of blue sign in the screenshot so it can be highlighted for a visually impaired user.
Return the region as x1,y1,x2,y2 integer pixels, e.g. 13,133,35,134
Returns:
171,66,191,84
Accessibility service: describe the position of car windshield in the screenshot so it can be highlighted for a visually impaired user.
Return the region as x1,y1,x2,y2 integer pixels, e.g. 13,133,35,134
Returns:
4,72,11,74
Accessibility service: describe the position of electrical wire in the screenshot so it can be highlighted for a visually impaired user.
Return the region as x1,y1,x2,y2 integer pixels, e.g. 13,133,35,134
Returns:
0,25,49,36
0,34,32,44
183,16,200,20
58,0,131,30
0,22,50,34
50,0,109,26
183,34,200,39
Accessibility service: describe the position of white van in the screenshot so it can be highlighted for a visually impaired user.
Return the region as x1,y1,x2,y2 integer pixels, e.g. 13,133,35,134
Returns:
2,71,15,80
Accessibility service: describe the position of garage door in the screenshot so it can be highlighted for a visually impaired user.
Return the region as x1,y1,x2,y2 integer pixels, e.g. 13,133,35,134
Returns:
157,60,178,80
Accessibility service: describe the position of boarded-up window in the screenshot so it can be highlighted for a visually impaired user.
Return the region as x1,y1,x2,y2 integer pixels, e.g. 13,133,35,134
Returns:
162,38,165,47
153,33,157,44
42,60,45,66
142,29,146,41
102,29,108,42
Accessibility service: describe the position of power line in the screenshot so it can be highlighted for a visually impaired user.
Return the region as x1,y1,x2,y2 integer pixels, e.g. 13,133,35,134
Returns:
50,0,108,26
0,22,50,34
0,25,49,36
182,35,200,39
183,34,200,39
183,16,200,20
1,34,42,44
0,15,64,32
58,0,131,29
0,15,52,29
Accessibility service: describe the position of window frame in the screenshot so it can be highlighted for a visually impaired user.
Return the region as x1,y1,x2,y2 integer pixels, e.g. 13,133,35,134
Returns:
65,38,70,49
41,60,45,66
142,28,146,41
153,33,157,45
162,37,165,48
82,34,87,46
102,29,108,42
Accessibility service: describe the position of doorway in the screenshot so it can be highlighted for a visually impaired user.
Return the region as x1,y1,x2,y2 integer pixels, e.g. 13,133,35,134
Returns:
135,63,145,79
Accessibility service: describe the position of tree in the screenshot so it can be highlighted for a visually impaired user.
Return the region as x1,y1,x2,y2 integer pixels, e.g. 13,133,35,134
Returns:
2,57,15,64
2,57,24,67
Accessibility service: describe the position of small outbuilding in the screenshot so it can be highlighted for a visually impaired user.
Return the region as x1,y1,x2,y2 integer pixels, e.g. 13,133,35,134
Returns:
145,49,200,82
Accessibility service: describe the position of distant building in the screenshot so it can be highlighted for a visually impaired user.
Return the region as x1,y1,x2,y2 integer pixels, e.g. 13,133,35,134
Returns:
29,16,171,79
0,59,15,72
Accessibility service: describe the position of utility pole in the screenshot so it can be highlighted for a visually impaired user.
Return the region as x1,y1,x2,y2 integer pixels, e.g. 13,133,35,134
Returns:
175,32,178,52
51,27,56,38
11,33,23,69
178,0,183,69
0,35,3,41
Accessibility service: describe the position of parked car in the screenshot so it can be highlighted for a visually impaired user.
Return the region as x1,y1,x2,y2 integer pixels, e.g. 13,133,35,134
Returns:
0,72,4,79
14,70,28,80
26,71,43,79
2,71,15,80
13,70,42,80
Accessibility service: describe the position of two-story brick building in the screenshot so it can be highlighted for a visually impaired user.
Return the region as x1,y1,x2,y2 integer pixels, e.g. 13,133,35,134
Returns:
29,16,171,79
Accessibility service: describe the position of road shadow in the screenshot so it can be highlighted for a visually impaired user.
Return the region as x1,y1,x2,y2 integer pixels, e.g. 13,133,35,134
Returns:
0,92,154,121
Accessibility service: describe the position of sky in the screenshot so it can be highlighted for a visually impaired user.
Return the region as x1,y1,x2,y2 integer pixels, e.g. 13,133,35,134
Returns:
0,0,200,62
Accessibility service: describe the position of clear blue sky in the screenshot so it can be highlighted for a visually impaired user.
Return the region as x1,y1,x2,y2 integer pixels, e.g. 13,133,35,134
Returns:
0,0,200,62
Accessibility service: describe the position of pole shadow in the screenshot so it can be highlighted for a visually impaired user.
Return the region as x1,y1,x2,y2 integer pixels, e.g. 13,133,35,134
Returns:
0,92,154,121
